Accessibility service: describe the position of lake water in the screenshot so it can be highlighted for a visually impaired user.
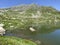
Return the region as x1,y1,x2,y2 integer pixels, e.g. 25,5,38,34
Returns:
5,29,60,45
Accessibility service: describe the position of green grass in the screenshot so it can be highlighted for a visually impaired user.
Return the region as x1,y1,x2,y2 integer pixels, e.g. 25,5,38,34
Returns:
0,36,37,45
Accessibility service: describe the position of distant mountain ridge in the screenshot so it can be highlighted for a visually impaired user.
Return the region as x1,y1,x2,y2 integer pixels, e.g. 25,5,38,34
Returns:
0,4,58,12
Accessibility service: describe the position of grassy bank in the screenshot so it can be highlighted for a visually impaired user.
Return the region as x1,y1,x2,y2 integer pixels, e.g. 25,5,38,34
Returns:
0,36,37,45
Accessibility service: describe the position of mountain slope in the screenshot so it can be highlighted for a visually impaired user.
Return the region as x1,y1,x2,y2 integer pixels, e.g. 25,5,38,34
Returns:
0,4,60,31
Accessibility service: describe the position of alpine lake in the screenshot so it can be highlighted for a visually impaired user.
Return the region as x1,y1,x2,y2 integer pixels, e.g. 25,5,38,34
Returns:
5,26,60,45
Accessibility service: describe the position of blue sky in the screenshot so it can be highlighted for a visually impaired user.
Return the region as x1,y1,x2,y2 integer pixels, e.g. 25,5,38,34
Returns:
0,0,60,10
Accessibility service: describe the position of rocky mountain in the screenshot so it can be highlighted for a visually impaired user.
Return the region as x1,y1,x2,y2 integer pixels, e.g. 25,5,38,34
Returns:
0,4,60,31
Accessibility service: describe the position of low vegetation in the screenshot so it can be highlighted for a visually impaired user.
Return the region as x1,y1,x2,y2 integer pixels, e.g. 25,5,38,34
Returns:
0,36,37,45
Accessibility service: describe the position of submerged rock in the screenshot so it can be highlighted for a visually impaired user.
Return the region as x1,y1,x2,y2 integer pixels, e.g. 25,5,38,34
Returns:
35,40,41,45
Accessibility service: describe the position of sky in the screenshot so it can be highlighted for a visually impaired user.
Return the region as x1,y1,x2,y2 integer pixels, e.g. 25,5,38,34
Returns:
0,0,60,11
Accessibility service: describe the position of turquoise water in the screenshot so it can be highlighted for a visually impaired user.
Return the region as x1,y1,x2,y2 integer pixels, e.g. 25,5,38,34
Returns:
30,29,60,45
6,29,60,45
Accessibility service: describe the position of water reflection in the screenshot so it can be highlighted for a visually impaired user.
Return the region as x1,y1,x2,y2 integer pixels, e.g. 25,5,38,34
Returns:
5,29,60,45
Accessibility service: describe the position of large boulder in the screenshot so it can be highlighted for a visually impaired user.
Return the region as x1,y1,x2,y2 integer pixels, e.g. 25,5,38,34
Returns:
0,24,5,36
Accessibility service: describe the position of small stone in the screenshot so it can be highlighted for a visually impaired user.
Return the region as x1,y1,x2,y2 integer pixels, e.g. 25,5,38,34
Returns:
29,27,36,32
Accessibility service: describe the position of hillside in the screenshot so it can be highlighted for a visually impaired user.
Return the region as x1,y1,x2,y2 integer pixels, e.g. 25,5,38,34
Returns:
0,4,60,31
